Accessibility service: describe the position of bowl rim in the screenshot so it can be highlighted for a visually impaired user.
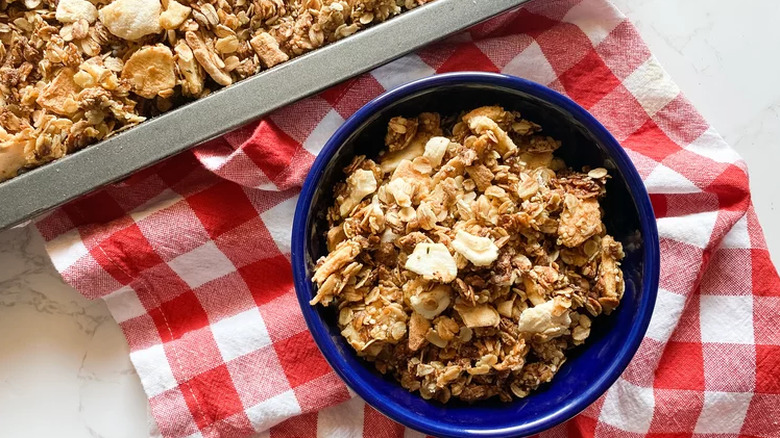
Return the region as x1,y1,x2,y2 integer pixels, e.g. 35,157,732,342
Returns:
291,72,660,438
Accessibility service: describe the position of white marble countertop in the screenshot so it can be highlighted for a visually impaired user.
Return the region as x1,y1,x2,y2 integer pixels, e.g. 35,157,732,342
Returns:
1,2,777,436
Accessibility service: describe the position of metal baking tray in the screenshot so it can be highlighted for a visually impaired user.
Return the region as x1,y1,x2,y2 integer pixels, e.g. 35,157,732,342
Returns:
0,0,529,230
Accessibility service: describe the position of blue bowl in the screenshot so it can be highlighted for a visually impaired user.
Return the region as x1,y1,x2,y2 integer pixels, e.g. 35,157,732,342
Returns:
292,72,659,437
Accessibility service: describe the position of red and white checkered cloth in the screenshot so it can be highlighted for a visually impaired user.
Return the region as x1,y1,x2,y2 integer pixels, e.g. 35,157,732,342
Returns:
34,0,780,437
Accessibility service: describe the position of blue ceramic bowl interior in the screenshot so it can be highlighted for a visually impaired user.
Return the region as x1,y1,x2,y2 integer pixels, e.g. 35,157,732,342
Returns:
292,72,659,438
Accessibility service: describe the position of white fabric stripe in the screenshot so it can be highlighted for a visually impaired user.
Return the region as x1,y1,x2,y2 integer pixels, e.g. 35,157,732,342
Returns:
130,344,178,398
694,391,754,434
245,391,301,433
130,189,184,223
259,195,299,255
645,288,687,342
46,228,89,272
317,398,365,438
657,211,718,248
167,241,237,289
598,378,655,433
623,56,681,117
103,285,146,323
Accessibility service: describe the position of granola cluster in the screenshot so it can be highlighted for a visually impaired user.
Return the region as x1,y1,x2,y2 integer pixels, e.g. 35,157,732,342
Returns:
310,106,626,403
0,0,434,180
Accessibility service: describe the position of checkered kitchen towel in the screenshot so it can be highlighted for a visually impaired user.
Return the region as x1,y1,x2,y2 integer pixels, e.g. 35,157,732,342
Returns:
34,0,780,437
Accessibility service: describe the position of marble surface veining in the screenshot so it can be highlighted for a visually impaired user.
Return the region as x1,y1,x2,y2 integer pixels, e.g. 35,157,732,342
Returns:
0,2,777,436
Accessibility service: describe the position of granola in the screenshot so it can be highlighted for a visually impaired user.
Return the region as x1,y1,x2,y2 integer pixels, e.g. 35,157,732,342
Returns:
310,106,626,403
0,0,435,181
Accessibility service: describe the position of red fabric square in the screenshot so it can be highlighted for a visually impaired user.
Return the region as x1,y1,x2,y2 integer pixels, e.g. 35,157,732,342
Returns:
659,238,705,297
416,39,460,71
364,404,405,437
61,252,124,299
36,208,75,241
648,389,703,433
274,331,331,388
752,249,780,297
700,249,752,296
215,217,279,269
164,327,224,381
706,164,751,213
655,342,705,390
566,415,598,438
135,198,211,262
105,173,169,213
740,394,780,437
152,291,210,342
522,0,579,20
588,83,650,141
665,192,719,218
322,74,385,119
241,254,294,306
193,271,256,324
240,120,301,183
652,94,709,147
293,372,350,413
210,412,254,438
669,290,701,343
226,345,291,407
155,150,208,190
650,194,668,219
268,96,331,144
187,181,257,238
133,263,191,306
63,190,126,227
436,42,500,74
622,338,663,388
475,34,535,71
91,224,164,284
593,422,645,438
118,313,162,351
702,343,756,392
754,297,780,346
490,8,558,39
149,388,200,438
756,345,780,394
181,365,244,428
223,120,259,149
535,22,592,76
595,20,651,80
270,411,318,438
622,119,683,162
645,434,694,438
258,292,308,342
559,49,622,109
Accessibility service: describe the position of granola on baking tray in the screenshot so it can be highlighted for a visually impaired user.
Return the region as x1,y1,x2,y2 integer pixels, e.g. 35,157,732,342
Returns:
310,106,626,403
0,0,434,180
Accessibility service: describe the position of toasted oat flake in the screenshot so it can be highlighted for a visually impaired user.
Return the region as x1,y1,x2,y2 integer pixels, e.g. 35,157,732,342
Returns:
310,106,625,403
